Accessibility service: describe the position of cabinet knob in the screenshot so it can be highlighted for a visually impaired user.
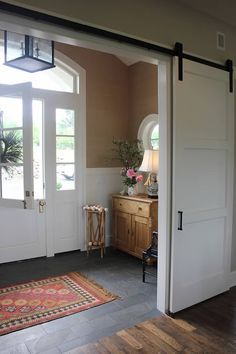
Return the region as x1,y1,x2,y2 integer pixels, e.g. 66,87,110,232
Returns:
138,207,142,211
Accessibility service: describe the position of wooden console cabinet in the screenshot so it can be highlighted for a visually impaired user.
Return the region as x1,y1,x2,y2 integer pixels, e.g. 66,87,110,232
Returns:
112,194,158,259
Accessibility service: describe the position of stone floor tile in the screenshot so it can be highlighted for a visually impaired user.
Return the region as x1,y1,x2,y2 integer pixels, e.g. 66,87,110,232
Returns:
0,248,159,354
0,326,46,351
25,328,76,354
0,343,30,354
42,313,88,334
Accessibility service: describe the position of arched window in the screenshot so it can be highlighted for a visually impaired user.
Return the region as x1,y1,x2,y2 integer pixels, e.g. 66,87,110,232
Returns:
0,45,78,93
150,124,159,150
138,113,159,150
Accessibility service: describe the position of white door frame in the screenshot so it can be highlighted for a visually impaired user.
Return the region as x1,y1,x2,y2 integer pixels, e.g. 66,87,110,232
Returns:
157,59,172,313
0,12,174,313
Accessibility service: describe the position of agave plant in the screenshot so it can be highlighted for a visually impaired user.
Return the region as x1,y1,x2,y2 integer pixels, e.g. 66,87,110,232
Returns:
0,131,23,173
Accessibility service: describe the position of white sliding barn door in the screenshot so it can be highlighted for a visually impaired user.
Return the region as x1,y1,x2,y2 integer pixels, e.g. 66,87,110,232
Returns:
170,59,234,313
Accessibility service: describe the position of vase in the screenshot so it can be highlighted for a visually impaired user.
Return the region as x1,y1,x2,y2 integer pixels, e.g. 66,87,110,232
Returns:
127,186,136,196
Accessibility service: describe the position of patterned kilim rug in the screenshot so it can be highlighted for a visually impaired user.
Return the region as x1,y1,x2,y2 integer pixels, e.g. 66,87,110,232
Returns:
0,272,118,335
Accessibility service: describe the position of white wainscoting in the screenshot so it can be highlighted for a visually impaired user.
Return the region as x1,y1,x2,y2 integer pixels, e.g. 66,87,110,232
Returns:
230,270,236,287
84,167,122,250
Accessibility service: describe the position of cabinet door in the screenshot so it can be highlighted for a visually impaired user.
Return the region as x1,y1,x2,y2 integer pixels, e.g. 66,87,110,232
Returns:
132,215,151,258
113,211,131,251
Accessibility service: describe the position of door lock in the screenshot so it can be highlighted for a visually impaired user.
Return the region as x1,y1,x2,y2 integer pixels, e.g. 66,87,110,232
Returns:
39,200,46,213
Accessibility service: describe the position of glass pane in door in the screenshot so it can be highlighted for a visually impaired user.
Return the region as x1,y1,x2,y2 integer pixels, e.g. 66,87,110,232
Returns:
56,164,75,191
56,108,75,191
0,97,23,128
0,99,23,200
56,137,75,163
56,109,74,135
1,165,24,199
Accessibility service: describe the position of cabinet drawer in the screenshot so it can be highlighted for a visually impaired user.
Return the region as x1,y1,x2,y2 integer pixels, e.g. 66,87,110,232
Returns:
113,198,150,217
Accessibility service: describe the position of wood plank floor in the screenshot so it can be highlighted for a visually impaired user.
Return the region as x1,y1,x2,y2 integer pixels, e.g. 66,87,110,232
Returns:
68,286,236,354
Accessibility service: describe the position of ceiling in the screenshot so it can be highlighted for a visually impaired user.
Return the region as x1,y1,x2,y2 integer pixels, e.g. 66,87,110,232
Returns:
177,0,236,28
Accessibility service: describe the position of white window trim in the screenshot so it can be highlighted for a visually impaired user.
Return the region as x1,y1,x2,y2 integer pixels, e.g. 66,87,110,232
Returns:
138,113,159,149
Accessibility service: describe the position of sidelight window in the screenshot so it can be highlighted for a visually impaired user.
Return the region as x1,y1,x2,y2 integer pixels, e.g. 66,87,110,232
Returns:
56,109,75,191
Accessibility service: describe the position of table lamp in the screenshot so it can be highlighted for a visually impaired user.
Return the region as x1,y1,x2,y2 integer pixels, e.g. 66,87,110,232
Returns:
139,149,159,198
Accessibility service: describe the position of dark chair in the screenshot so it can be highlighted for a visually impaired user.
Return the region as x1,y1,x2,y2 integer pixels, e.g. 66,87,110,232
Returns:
142,231,158,282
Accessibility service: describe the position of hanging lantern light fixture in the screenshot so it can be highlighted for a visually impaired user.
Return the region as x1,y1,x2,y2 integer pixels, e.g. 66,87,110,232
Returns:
4,31,55,73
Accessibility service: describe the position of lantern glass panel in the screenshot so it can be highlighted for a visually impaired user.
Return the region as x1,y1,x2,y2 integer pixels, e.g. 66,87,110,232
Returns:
5,32,26,61
32,38,53,63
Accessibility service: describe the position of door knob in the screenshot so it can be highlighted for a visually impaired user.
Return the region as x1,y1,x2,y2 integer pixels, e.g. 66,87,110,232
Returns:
39,200,46,213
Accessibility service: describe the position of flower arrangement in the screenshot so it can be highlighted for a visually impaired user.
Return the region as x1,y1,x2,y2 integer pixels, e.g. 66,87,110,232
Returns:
121,167,143,187
112,138,144,190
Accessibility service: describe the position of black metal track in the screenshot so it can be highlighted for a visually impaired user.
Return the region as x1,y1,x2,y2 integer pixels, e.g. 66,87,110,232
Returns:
0,1,233,92
184,53,228,71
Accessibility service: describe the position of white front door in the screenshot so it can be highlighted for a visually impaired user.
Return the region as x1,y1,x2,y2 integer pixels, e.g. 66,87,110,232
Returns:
0,83,46,263
170,59,234,312
0,85,83,263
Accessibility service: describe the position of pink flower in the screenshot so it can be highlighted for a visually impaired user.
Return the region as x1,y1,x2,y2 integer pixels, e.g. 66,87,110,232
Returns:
136,175,143,182
126,169,136,178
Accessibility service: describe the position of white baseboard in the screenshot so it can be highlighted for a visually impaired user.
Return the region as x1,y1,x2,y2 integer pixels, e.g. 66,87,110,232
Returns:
230,270,236,288
105,234,112,247
85,167,122,238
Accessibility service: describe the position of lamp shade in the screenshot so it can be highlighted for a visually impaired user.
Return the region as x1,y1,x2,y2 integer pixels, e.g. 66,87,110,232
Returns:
139,149,159,172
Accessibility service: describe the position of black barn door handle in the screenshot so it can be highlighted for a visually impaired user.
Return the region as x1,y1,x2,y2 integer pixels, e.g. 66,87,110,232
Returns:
178,211,183,230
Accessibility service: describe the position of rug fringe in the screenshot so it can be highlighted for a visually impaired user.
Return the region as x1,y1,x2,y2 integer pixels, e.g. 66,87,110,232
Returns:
71,272,120,300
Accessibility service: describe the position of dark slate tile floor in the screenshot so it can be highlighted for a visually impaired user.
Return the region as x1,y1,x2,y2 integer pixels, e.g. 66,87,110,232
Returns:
0,248,160,353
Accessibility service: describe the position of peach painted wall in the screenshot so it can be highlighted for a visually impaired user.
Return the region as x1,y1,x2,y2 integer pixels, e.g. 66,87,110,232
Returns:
56,43,130,168
129,62,158,140
55,43,157,167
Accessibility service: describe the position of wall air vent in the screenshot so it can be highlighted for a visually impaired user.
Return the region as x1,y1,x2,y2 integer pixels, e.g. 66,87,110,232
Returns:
217,32,225,51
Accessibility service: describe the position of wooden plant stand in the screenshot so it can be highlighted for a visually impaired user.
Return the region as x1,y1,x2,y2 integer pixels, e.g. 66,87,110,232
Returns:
83,205,107,258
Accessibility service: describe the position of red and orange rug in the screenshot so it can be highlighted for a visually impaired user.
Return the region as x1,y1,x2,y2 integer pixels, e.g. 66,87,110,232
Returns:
0,272,118,335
